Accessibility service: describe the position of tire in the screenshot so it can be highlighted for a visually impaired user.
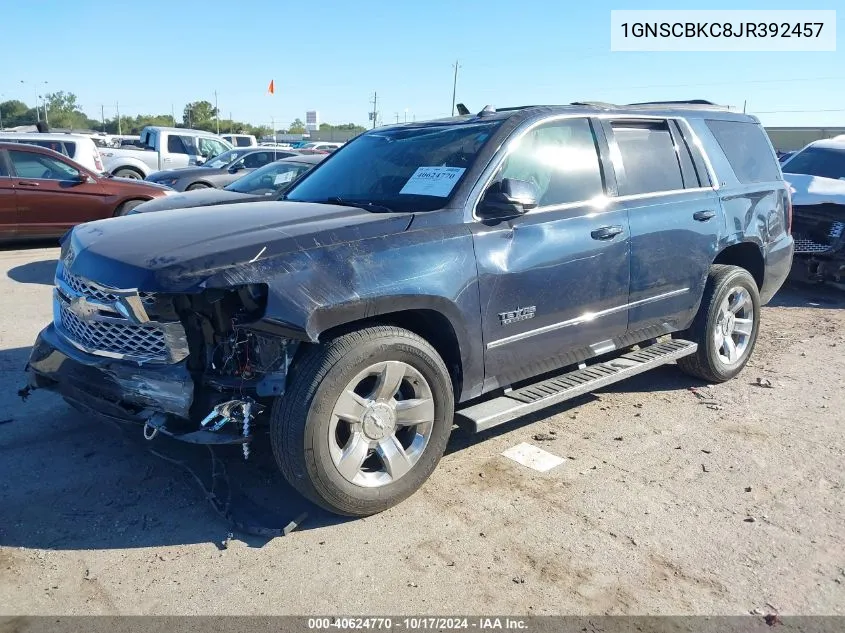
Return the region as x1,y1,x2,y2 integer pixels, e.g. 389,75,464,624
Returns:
271,325,454,516
114,199,144,216
186,183,210,191
113,168,143,180
677,264,761,383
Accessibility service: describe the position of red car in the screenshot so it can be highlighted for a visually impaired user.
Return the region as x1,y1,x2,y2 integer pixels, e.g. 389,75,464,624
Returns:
0,142,173,241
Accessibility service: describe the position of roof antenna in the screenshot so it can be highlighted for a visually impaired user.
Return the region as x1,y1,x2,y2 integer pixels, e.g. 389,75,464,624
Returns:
456,103,470,116
476,105,496,117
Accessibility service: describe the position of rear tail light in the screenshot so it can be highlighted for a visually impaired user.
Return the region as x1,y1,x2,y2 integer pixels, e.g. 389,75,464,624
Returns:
94,151,103,171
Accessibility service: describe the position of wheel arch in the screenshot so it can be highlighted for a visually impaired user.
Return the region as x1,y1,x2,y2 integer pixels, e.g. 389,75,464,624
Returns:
307,298,474,395
713,241,765,289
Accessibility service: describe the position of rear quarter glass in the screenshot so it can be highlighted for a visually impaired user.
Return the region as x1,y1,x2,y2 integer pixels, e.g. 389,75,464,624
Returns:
704,119,781,185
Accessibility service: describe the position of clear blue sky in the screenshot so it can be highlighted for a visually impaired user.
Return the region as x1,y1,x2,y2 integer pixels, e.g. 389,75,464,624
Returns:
3,0,843,129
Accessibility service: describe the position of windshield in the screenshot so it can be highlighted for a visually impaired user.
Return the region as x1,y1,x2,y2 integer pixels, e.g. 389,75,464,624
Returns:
783,146,845,180
224,160,313,194
284,121,502,212
205,149,247,169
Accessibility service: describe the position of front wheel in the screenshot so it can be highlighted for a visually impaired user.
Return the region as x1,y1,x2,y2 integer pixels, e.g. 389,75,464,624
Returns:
677,264,761,383
271,326,454,516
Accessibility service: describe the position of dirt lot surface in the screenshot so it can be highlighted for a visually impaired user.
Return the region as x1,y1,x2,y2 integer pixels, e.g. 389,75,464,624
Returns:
1,245,843,616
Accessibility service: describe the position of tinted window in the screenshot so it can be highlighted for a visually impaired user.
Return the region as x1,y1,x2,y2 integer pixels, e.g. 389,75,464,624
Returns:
236,137,252,147
782,146,845,180
242,151,274,168
9,150,79,180
167,135,192,154
496,117,605,207
612,121,684,195
705,119,780,184
285,120,502,212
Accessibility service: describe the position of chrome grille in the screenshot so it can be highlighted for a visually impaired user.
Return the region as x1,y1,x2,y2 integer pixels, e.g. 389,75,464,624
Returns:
793,221,845,254
61,268,156,306
53,268,187,364
58,302,168,359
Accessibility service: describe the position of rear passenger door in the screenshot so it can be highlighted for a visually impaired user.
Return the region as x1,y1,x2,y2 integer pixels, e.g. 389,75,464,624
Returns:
600,118,719,335
162,134,197,169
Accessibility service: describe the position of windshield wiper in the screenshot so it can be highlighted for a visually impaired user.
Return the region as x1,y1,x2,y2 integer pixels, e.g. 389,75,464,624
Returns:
322,197,395,213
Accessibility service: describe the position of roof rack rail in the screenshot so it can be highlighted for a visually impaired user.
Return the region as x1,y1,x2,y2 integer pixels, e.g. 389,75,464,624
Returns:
570,101,617,109
627,100,730,110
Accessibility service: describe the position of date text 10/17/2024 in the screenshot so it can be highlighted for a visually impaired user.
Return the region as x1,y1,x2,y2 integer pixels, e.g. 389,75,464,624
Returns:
307,617,528,630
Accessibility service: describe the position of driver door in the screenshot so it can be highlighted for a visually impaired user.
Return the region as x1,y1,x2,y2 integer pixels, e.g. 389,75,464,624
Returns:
8,148,109,238
471,117,632,390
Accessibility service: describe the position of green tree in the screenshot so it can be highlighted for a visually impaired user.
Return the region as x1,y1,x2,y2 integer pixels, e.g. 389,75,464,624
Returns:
288,118,306,134
0,99,34,128
183,100,217,129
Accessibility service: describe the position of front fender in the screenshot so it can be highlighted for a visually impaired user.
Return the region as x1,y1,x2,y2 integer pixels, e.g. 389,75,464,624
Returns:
206,224,485,401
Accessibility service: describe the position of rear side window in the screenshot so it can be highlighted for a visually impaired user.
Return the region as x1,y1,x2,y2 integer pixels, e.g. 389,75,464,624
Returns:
705,119,780,184
236,137,252,147
167,135,193,154
611,121,684,195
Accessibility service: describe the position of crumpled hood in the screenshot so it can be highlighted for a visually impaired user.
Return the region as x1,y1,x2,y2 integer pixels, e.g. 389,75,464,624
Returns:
67,201,413,291
131,188,259,213
785,173,845,207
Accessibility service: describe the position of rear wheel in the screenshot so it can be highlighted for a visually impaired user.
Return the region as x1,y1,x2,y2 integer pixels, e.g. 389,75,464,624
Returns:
677,264,761,383
113,168,142,180
186,183,210,191
271,326,454,516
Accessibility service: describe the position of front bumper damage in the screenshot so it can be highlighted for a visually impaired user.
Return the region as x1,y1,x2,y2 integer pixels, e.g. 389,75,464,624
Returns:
26,323,284,450
791,203,845,283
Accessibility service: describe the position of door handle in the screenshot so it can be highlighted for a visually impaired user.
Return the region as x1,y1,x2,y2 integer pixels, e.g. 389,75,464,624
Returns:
17,181,39,187
693,210,716,221
591,225,624,240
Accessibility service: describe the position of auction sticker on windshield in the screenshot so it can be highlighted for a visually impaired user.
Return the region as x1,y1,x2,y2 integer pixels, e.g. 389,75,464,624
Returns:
399,166,466,197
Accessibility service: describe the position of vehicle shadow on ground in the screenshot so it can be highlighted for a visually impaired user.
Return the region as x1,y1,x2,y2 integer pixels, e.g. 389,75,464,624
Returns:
6,258,58,285
0,240,59,253
0,347,349,552
770,280,845,309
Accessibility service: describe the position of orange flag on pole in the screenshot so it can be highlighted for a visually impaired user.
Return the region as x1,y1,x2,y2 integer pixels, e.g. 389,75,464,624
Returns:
267,80,275,95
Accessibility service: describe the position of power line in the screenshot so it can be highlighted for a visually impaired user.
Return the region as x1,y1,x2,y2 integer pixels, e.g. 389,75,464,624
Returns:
755,108,845,114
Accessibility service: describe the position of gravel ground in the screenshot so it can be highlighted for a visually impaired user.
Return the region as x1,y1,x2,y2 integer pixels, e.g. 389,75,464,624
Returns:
0,245,843,615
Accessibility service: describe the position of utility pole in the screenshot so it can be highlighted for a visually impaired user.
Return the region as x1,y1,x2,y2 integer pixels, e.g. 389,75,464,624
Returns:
394,112,399,123
21,80,39,122
370,92,378,129
451,60,460,116
101,105,105,132
214,90,220,134
742,99,747,114
229,111,233,133
404,108,408,123
171,104,176,127
116,102,121,136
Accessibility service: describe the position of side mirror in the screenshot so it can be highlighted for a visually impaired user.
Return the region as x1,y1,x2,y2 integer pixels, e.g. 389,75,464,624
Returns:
228,162,244,173
477,178,539,219
72,172,90,185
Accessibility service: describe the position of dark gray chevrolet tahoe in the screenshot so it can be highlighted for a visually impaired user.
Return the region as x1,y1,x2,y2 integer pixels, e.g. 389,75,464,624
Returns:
26,102,794,516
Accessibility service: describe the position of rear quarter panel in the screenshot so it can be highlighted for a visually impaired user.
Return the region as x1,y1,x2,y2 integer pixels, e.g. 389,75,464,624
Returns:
687,118,793,303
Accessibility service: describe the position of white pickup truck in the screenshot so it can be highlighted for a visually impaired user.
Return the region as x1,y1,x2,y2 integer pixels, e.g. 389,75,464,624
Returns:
99,126,233,179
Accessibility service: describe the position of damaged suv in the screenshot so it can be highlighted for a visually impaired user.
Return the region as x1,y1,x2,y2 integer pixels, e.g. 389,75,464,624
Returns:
26,103,793,516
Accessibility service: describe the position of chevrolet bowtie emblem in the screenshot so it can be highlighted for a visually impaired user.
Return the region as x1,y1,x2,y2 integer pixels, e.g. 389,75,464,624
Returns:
67,295,98,322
